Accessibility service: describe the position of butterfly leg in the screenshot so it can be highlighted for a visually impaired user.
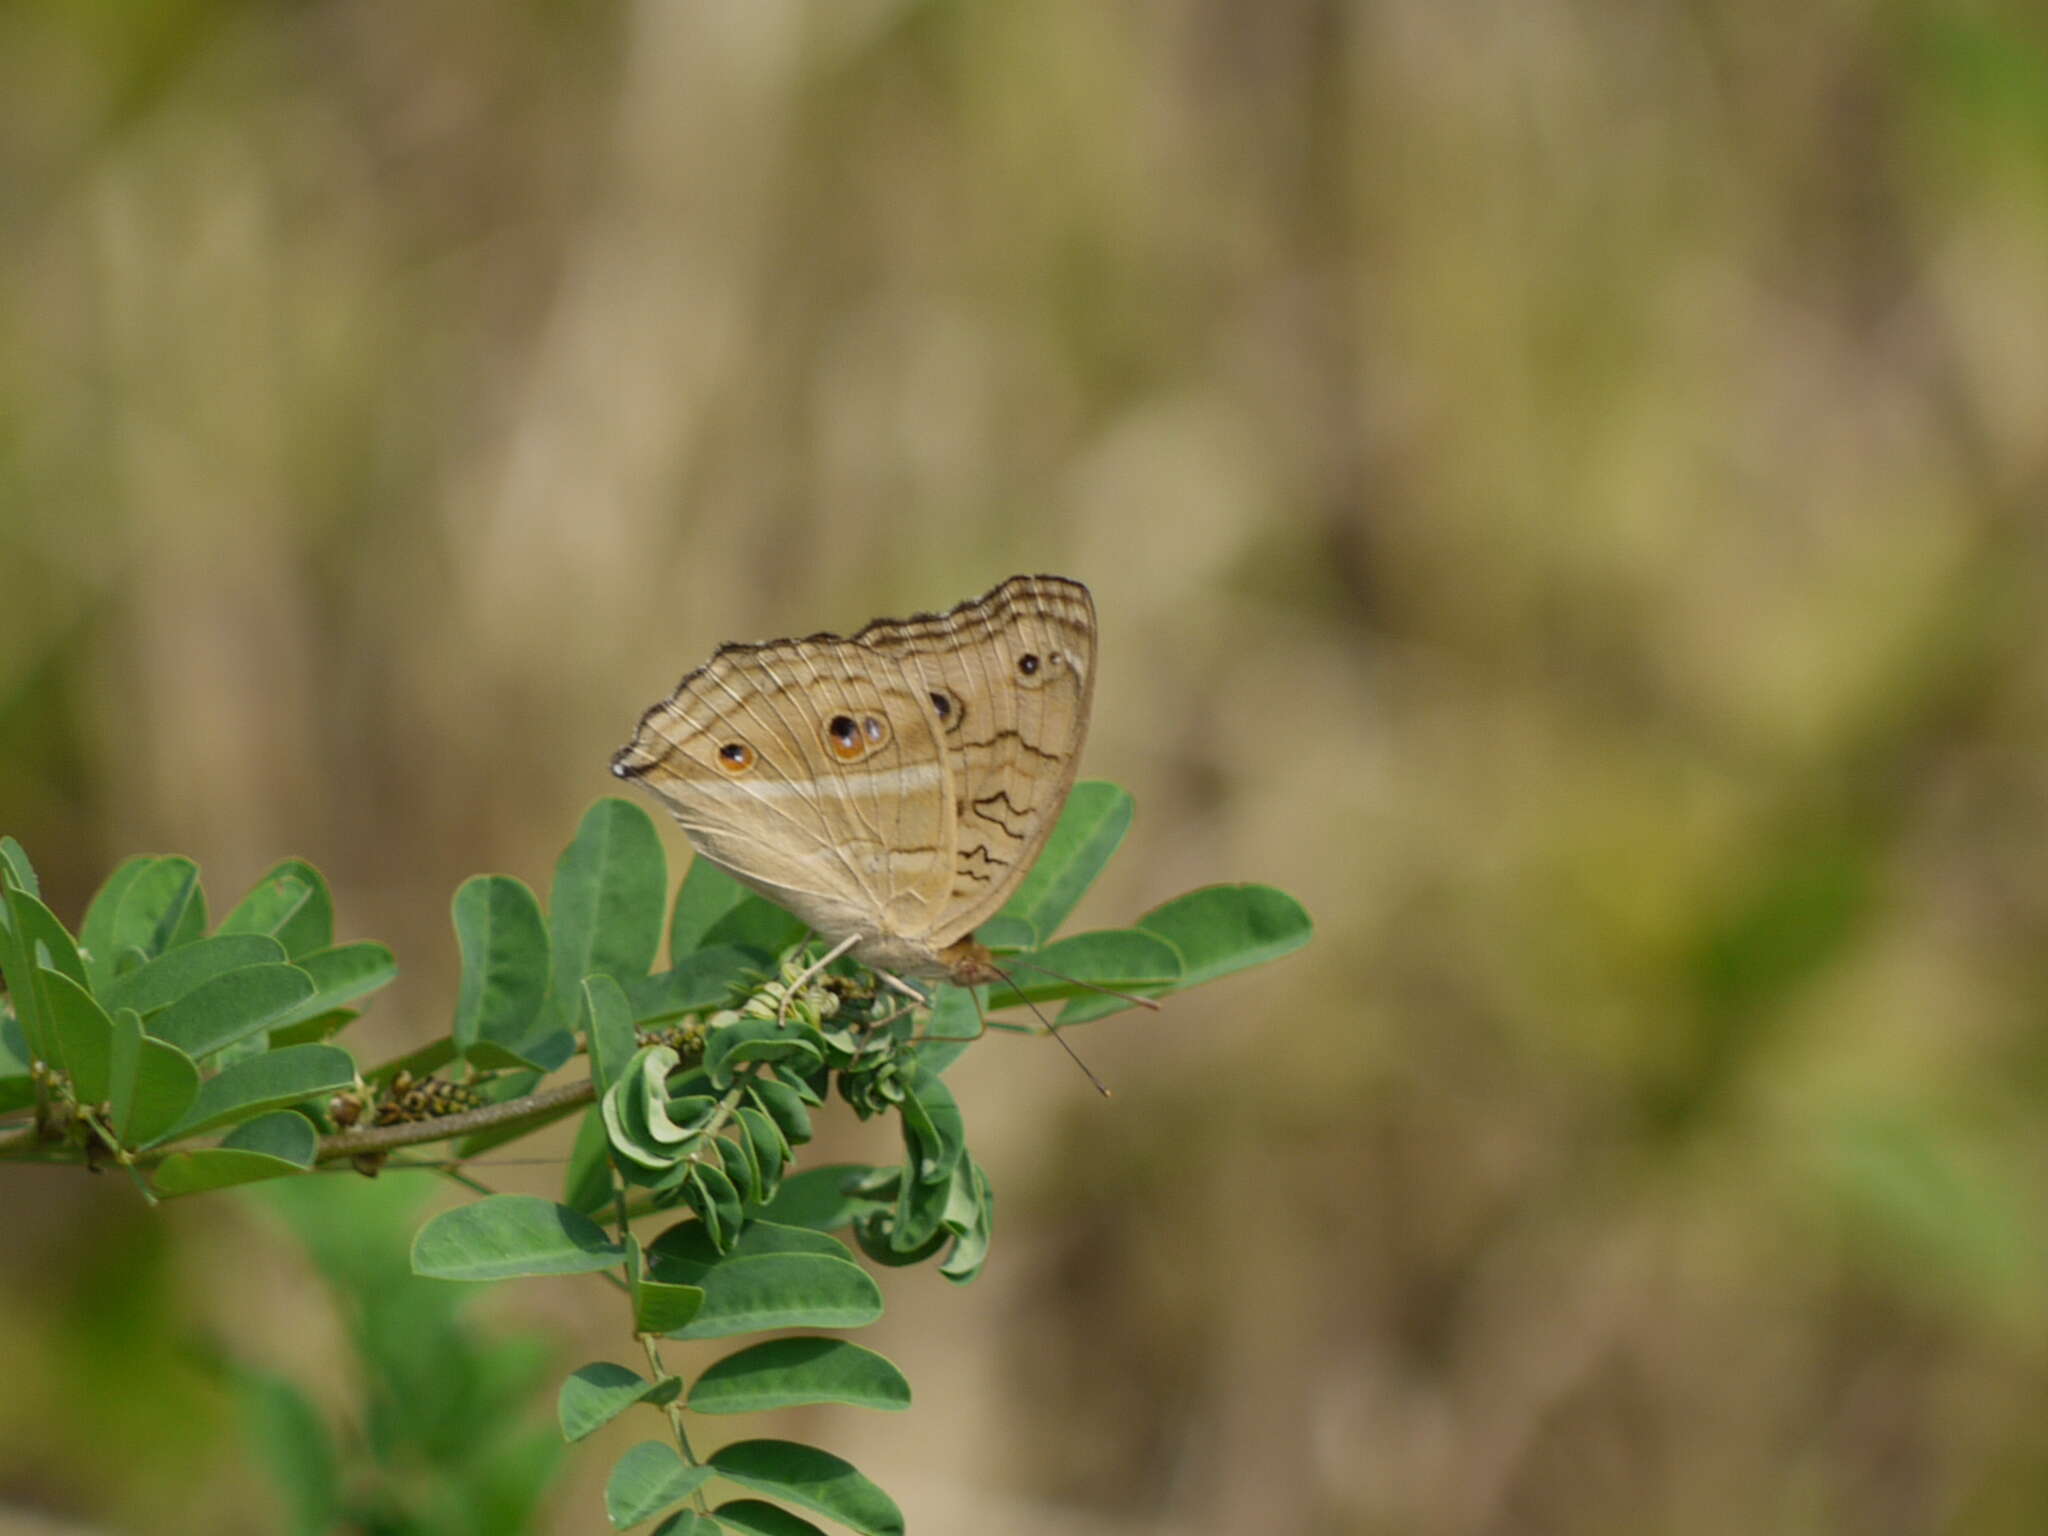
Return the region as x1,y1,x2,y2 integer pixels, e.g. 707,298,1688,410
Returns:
774,933,863,1028
872,970,932,1008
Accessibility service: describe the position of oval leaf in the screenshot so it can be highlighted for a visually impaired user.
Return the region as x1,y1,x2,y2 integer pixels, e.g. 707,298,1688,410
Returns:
109,1008,199,1144
221,1110,318,1166
604,1441,710,1530
99,934,288,1017
663,1253,881,1340
452,874,550,1057
754,1165,889,1234
1059,882,1313,1024
558,1362,682,1443
111,856,206,963
547,798,667,1035
151,1043,356,1144
147,963,317,1060
713,1501,829,1536
218,859,333,958
36,967,113,1100
668,856,753,961
266,943,396,1033
585,975,640,1102
706,1441,903,1536
689,1338,910,1415
153,1147,307,1197
625,945,755,1025
412,1194,625,1281
984,928,1182,1011
78,856,155,989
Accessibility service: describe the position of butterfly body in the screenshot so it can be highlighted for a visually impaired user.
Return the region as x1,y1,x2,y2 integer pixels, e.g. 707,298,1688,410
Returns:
612,575,1096,988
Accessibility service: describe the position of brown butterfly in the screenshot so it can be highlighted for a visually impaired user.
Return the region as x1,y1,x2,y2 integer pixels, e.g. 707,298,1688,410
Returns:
612,575,1096,996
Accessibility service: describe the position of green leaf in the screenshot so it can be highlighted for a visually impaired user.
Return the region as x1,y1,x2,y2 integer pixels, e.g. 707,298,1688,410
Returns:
651,1513,720,1536
218,859,333,958
99,934,288,1017
451,874,550,1058
236,1369,339,1536
547,798,667,1035
880,1148,951,1255
629,1232,708,1334
1059,882,1312,1024
268,1008,359,1048
719,1125,764,1207
626,946,755,1023
154,1146,308,1197
0,836,40,898
152,1044,355,1143
79,856,154,988
700,896,809,961
737,1108,786,1202
686,1160,745,1250
990,780,1131,946
38,968,114,1101
712,1501,827,1536
634,1274,706,1336
411,1194,626,1280
146,964,317,1060
605,1046,683,1169
648,1216,858,1273
107,1008,199,1144
15,890,87,994
973,914,1035,952
657,1253,882,1340
705,1018,823,1085
984,928,1182,1010
222,1110,319,1166
745,1076,813,1148
755,1165,888,1232
706,1441,903,1536
897,1073,964,1187
109,856,207,964
268,943,397,1030
938,1158,995,1284
1,879,87,1072
668,856,753,961
0,873,50,1068
1138,883,1313,986
585,975,640,1100
605,1441,710,1530
564,1106,616,1216
0,1034,30,1115
558,1362,683,1443
689,1338,910,1415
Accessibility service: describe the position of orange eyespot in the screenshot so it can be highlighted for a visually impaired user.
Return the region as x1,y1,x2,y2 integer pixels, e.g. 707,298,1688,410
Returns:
716,741,755,773
825,713,888,760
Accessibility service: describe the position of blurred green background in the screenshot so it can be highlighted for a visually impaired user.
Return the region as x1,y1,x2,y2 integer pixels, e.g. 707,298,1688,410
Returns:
6,1,2048,1532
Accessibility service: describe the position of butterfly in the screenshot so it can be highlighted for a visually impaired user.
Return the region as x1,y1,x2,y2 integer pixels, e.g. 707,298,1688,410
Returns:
611,575,1096,998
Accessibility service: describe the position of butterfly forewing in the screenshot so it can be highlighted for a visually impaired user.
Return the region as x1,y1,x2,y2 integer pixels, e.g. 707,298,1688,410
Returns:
614,638,956,945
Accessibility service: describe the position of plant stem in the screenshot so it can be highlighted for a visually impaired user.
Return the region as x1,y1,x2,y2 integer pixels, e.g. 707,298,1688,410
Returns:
0,1076,596,1168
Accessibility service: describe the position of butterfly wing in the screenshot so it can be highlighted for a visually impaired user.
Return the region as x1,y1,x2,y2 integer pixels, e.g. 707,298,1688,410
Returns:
612,636,957,952
854,574,1096,946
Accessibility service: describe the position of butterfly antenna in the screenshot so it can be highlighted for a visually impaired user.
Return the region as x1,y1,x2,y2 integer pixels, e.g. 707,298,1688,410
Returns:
1004,957,1163,1011
987,963,1112,1098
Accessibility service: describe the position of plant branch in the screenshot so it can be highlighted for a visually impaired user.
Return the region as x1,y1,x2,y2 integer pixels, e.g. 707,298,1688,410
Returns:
0,1076,597,1169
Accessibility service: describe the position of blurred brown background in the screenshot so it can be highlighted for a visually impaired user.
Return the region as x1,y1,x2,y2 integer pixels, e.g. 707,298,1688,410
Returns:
7,2,2048,1532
